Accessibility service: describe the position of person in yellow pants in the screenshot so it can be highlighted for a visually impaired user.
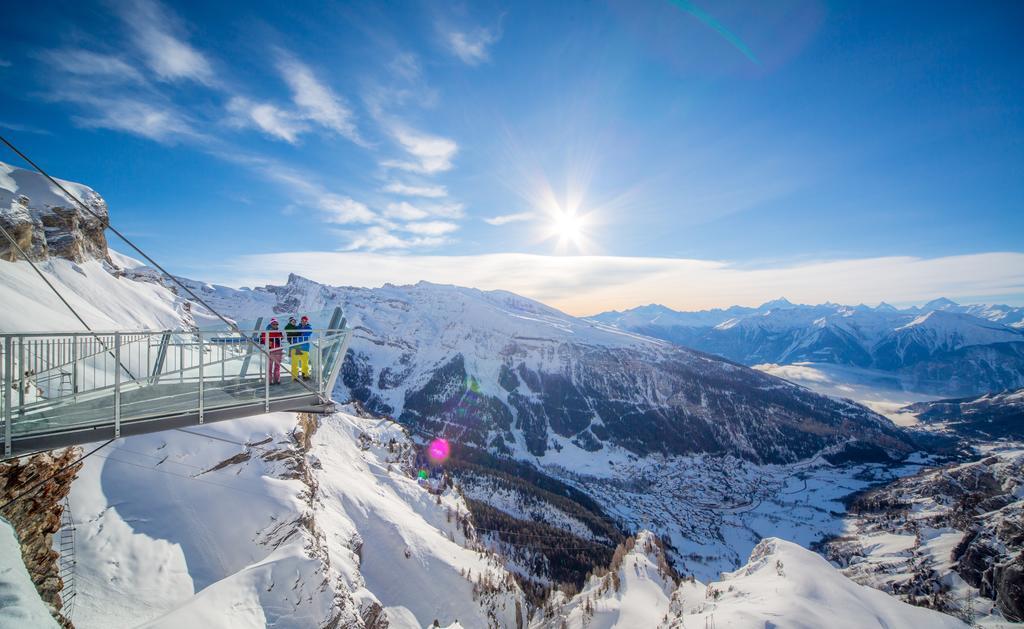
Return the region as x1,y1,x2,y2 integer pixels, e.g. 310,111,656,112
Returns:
285,316,312,381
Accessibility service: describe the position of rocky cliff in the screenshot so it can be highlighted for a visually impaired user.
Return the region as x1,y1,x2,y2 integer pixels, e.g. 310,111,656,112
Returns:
0,448,82,627
0,161,108,263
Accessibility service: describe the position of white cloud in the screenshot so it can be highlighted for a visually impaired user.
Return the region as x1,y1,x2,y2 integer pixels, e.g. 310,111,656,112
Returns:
321,196,375,224
119,0,214,84
277,56,361,143
226,97,308,143
401,221,459,236
216,251,1024,317
385,201,430,221
484,212,534,226
219,152,376,225
38,49,143,82
341,226,448,251
388,52,421,81
381,125,458,174
68,96,194,142
383,181,448,198
444,27,500,66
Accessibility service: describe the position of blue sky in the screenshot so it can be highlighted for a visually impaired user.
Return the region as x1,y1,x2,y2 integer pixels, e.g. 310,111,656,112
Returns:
1,0,1022,313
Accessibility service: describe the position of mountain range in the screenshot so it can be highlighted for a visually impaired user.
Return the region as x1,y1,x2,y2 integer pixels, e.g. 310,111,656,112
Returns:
592,298,1024,397
0,160,997,626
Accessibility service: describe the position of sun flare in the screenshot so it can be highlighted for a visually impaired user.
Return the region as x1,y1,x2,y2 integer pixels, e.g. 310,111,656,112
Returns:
550,209,585,247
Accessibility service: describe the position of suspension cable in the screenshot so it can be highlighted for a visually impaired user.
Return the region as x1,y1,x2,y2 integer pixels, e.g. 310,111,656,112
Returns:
0,134,324,400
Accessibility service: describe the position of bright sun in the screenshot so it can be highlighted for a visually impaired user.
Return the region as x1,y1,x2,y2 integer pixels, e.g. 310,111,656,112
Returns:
550,209,584,246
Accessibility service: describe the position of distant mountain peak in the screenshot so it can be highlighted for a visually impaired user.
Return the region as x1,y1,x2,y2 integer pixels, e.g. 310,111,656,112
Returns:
760,297,794,310
922,297,959,310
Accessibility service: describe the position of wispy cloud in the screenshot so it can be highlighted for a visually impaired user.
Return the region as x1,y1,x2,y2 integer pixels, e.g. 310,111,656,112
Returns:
226,97,307,144
383,181,448,198
484,212,534,226
381,124,458,174
118,0,215,84
219,152,376,225
36,49,143,83
322,196,375,223
0,59,11,68
402,220,459,236
277,54,362,144
68,95,196,143
443,27,501,66
388,52,421,81
341,226,448,251
0,121,52,136
218,251,1024,316
385,201,430,221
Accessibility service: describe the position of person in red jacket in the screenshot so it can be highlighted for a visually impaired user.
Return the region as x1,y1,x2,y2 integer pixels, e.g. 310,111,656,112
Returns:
260,318,284,385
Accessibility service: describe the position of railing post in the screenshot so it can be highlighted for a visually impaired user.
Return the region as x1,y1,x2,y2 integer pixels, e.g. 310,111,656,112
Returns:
71,336,78,399
198,332,205,424
316,340,322,393
17,337,24,409
4,336,12,457
114,332,121,439
264,347,270,413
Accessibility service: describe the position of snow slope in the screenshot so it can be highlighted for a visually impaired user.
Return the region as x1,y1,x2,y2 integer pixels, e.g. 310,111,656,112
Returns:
661,538,966,629
69,408,526,629
535,532,966,629
0,519,60,629
532,531,676,629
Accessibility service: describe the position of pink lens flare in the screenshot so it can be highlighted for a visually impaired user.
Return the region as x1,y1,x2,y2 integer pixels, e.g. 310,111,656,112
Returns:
427,438,451,463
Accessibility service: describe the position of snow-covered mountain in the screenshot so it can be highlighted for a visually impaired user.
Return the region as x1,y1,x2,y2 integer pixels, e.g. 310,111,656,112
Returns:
180,274,914,466
903,387,1024,440
0,162,978,627
532,531,966,629
824,446,1024,624
593,299,1024,396
1,160,108,264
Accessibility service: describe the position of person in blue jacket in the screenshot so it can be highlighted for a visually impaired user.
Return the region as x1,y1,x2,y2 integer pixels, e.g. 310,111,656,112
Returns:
287,315,313,380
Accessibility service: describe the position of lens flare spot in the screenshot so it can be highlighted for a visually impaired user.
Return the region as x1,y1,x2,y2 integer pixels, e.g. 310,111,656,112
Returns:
428,438,451,463
417,469,428,480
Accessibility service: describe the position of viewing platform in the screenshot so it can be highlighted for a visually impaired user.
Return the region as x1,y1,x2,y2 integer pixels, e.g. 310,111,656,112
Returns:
0,308,351,459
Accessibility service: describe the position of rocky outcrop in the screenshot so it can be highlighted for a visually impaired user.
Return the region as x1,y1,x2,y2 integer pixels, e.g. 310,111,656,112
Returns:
0,448,83,627
826,449,1024,623
0,161,109,263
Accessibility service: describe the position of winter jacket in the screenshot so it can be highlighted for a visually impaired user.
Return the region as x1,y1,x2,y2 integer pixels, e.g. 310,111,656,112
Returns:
260,326,283,349
292,322,312,352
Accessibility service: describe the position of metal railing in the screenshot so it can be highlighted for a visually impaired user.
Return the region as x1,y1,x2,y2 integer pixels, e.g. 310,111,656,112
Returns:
1,308,351,456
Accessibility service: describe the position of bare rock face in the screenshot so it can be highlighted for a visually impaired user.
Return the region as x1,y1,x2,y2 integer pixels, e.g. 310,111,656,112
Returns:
0,448,83,627
0,161,109,263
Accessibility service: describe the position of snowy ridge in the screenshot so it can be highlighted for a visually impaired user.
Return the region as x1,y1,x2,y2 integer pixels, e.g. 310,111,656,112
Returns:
172,273,912,465
594,297,1024,396
534,532,966,629
532,531,676,629
659,538,966,628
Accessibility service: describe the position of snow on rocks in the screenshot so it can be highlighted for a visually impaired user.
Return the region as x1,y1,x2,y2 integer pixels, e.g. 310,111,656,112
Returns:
659,537,967,629
0,161,109,263
532,531,678,629
534,532,966,629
